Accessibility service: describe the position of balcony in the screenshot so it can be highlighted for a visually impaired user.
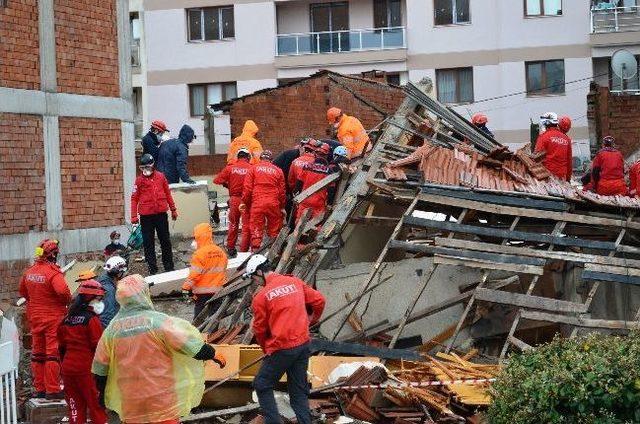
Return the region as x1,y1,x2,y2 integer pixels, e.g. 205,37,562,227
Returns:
131,39,141,73
276,26,405,56
591,5,640,33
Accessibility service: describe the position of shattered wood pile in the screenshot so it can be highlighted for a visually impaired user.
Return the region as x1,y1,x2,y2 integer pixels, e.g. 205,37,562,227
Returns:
187,78,640,423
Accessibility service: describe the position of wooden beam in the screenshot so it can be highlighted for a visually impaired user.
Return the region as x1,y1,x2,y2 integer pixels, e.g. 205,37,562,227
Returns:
309,338,422,361
293,172,341,205
508,336,532,351
404,215,616,251
520,310,640,330
434,247,546,267
434,254,544,275
350,216,401,226
420,187,570,212
474,288,588,313
582,271,640,286
584,263,640,277
275,208,312,273
418,191,640,230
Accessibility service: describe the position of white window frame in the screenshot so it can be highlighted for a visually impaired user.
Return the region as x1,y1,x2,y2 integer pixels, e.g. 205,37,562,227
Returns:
187,6,234,42
189,82,237,117
434,0,471,26
524,0,563,17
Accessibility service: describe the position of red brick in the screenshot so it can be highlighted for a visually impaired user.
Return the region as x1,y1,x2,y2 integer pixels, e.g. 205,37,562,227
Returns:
0,0,40,90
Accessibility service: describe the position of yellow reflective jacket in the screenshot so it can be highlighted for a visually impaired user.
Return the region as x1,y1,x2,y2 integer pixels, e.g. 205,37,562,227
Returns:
182,223,228,295
92,275,205,423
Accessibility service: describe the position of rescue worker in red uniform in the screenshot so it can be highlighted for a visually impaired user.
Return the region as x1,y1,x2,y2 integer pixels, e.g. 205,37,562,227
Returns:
295,142,338,223
591,136,627,196
535,112,573,181
287,138,316,192
57,280,108,424
240,151,286,251
214,148,253,256
629,158,640,197
19,239,71,399
245,254,325,424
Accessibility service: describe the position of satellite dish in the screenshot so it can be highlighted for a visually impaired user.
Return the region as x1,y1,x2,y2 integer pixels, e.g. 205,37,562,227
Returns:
611,49,638,80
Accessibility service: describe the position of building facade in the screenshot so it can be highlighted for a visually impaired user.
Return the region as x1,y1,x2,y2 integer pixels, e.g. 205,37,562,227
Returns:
0,0,134,301
132,0,640,156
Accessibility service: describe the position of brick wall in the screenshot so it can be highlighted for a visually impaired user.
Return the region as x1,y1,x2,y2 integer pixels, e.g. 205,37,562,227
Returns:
0,114,46,235
588,85,640,158
0,0,40,90
59,118,124,229
0,260,30,303
54,0,119,97
188,154,228,176
227,73,404,156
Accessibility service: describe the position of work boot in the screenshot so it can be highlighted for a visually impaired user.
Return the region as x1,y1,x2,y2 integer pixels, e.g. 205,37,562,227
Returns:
32,391,46,399
227,248,237,258
45,392,65,401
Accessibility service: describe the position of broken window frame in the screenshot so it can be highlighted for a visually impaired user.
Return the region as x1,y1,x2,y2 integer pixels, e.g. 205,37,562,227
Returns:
525,59,565,96
187,6,235,42
524,0,562,17
189,82,237,117
433,0,471,26
436,67,474,104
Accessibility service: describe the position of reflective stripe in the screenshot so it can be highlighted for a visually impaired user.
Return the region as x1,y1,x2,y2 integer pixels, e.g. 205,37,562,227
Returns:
190,266,226,275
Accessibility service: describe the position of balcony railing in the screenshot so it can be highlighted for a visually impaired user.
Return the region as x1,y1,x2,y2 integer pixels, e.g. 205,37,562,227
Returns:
276,26,405,56
591,5,640,33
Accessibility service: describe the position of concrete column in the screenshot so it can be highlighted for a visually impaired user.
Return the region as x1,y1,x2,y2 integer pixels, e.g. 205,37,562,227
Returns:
117,0,133,101
38,0,57,92
43,116,63,230
121,122,136,224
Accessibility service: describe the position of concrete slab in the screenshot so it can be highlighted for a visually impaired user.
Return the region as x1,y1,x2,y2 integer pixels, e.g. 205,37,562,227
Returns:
316,258,482,344
169,180,210,238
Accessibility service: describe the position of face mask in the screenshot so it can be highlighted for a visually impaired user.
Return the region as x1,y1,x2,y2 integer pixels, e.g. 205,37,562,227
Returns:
142,169,153,177
161,133,170,142
90,300,105,315
190,240,197,250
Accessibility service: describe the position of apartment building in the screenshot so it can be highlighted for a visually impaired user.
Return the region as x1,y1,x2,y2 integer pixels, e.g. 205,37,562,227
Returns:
131,0,640,155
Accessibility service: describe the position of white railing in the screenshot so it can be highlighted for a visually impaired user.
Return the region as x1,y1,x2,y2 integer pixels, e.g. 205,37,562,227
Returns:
591,5,640,33
0,342,18,424
276,26,405,56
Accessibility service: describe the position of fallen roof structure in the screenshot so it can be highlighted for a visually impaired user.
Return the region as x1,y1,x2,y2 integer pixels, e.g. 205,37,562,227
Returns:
188,77,640,422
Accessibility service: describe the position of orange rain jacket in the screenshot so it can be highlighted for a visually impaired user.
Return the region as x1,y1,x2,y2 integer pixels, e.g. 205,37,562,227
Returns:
336,114,370,158
227,120,263,164
182,223,228,296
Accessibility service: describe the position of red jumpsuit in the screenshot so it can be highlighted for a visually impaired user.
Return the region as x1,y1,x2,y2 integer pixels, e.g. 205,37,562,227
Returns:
535,127,573,181
19,260,71,394
287,152,315,191
295,159,338,223
591,147,627,196
214,159,252,252
57,310,107,424
242,160,286,251
630,161,640,196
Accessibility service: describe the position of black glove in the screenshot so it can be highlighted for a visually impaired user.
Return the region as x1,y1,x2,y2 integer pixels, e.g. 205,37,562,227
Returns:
94,374,107,408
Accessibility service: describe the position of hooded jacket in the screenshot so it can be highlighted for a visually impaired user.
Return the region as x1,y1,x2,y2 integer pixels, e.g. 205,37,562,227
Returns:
141,131,161,163
96,271,119,328
92,275,206,423
182,223,228,295
227,120,263,165
157,125,194,184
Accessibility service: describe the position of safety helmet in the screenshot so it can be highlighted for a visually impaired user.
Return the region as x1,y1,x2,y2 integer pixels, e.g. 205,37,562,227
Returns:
333,145,349,159
260,150,274,161
237,148,251,159
139,153,154,166
104,255,128,276
540,112,559,127
110,230,121,240
243,254,270,278
327,107,342,124
76,269,97,282
315,142,330,157
151,120,168,133
35,239,59,261
603,135,615,147
558,116,572,134
471,113,488,126
77,279,105,297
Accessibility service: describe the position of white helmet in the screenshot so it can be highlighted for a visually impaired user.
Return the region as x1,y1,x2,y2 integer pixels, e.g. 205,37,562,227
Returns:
540,112,558,127
243,254,269,278
236,148,251,159
104,255,127,276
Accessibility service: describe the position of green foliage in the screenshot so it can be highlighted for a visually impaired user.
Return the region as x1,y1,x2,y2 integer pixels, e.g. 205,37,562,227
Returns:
488,332,640,424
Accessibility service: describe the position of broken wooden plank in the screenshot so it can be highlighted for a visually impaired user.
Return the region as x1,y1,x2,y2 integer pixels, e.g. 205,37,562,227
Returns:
584,263,640,277
309,339,422,361
474,288,588,313
434,254,544,275
434,247,546,267
293,171,341,205
520,310,640,330
275,208,312,273
508,336,532,351
350,216,401,226
582,271,640,286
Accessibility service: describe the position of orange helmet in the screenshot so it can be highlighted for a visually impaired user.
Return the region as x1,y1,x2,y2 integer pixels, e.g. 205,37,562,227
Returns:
35,239,59,261
151,120,168,133
76,269,98,282
471,113,488,126
327,107,342,124
77,279,105,297
558,115,572,133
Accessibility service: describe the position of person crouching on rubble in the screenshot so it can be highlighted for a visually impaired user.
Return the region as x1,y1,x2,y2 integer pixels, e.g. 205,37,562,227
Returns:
535,112,573,182
92,274,226,424
246,254,326,424
182,223,228,318
295,141,338,224
590,135,627,196
57,280,108,424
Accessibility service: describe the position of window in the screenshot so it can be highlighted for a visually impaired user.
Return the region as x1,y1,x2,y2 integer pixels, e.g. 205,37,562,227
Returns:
386,73,401,85
525,0,562,16
436,67,473,103
434,0,470,25
310,2,349,53
374,0,402,28
187,6,234,42
526,60,565,95
189,82,237,116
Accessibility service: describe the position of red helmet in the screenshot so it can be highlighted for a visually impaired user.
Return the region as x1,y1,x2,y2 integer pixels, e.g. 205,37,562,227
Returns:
315,142,330,156
471,113,488,125
35,239,59,261
558,115,572,133
110,230,121,240
151,120,168,133
327,107,342,124
77,279,105,297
